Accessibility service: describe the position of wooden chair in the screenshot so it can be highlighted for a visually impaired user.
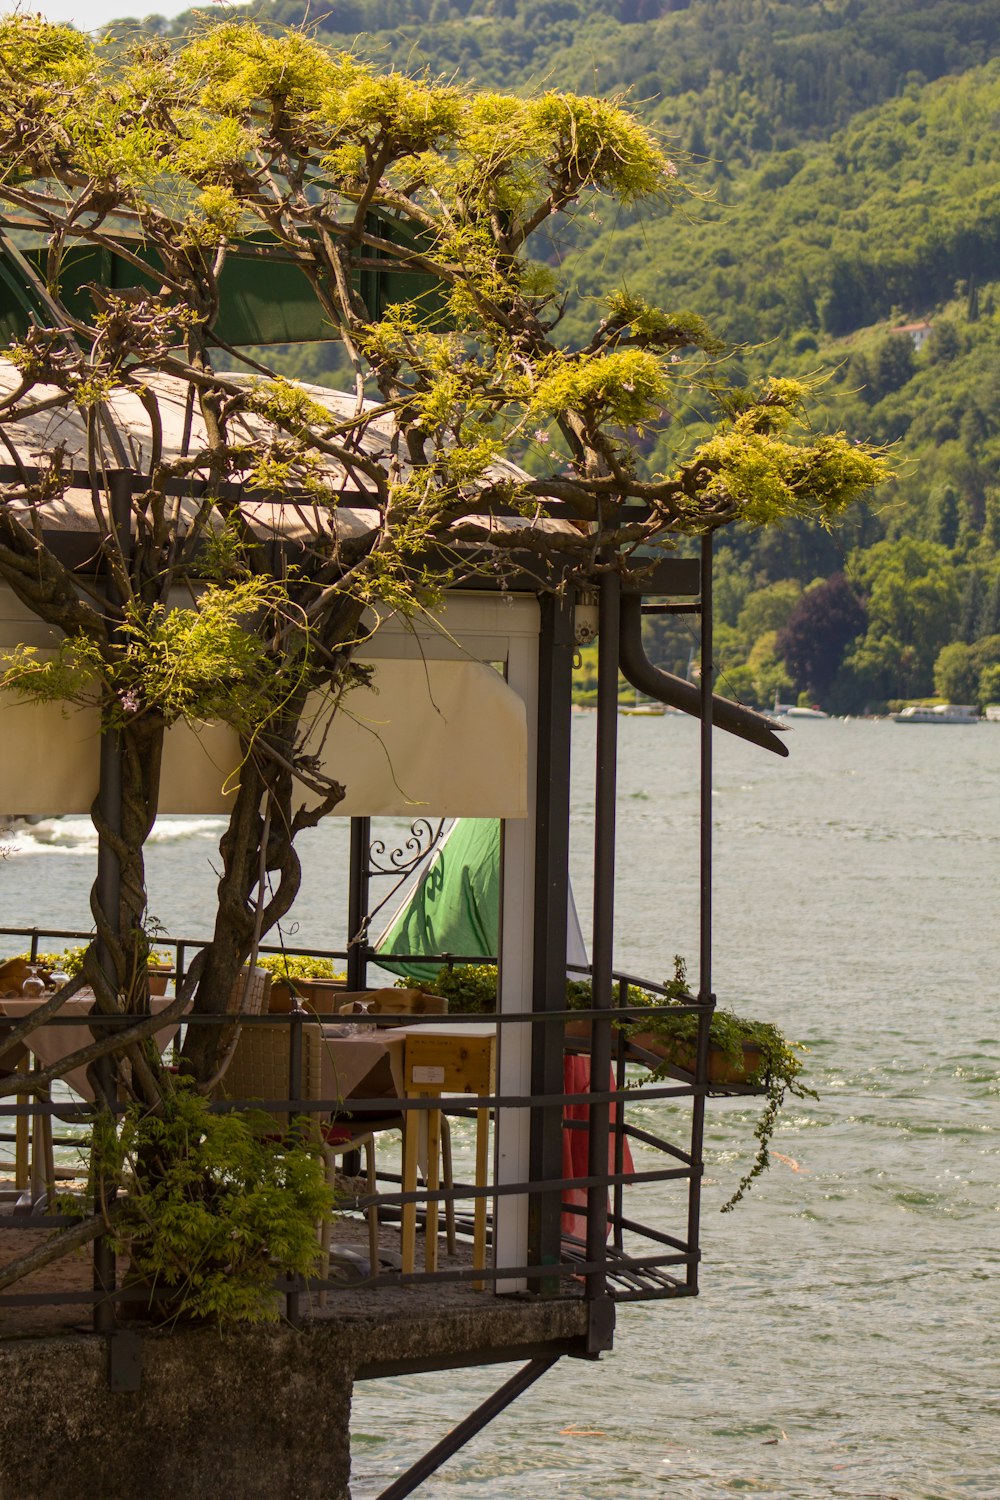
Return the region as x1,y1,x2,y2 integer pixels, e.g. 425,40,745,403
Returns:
400,1027,495,1283
0,1009,32,1194
219,1020,390,1287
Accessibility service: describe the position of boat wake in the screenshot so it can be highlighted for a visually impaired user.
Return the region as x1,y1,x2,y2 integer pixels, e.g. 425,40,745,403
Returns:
3,816,226,856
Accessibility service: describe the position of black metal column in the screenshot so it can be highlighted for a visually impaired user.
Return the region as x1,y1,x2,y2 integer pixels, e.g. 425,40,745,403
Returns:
686,532,715,1290
347,816,371,990
586,568,619,1325
92,468,133,1335
528,591,575,1289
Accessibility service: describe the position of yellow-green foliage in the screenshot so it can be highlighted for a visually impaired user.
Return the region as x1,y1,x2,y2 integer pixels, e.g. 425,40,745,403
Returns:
603,294,724,356
531,349,671,427
255,953,345,982
686,378,892,525
526,91,677,204
178,24,349,119
0,578,302,734
0,16,90,83
115,578,300,729
103,1084,333,1325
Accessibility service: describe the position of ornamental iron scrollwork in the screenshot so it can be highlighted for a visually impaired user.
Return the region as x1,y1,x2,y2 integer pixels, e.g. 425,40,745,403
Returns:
363,817,447,928
368,818,445,879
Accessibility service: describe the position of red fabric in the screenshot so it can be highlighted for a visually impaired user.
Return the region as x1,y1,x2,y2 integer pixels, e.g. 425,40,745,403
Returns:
561,1053,635,1244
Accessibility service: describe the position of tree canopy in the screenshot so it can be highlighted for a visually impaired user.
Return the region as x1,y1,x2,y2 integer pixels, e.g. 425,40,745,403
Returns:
0,16,887,1106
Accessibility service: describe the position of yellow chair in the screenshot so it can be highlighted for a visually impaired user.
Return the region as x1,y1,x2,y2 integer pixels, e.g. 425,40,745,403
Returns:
400,1028,495,1283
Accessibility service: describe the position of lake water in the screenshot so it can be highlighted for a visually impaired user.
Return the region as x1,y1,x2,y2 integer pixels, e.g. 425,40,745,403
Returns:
3,717,998,1499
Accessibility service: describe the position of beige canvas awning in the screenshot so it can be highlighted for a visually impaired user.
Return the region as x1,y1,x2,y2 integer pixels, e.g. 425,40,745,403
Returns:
0,656,527,819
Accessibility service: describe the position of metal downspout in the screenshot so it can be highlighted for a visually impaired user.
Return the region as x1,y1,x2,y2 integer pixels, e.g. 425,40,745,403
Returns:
618,593,788,757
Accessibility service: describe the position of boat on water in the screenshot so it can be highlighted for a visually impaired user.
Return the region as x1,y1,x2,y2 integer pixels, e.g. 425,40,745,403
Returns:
891,703,980,724
772,695,830,720
619,688,670,716
619,701,668,716
984,704,1000,723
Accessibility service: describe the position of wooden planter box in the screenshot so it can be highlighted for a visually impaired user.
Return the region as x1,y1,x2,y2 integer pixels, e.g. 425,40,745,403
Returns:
565,1018,763,1084
268,977,347,1012
635,1034,764,1085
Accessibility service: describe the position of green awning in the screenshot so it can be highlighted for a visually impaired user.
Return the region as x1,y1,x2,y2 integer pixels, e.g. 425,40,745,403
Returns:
0,218,444,347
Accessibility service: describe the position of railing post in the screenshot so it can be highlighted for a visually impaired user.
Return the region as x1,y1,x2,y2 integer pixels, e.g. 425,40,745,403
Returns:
347,817,371,990
528,591,575,1290
586,566,619,1342
686,531,715,1291
92,467,135,1336
286,1009,304,1326
611,975,628,1253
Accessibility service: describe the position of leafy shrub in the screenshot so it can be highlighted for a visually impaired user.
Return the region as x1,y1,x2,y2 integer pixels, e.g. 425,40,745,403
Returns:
415,962,500,1013
100,1084,333,1325
256,952,345,983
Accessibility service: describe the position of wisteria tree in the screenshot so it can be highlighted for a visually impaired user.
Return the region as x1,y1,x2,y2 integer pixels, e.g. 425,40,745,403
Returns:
0,17,887,1173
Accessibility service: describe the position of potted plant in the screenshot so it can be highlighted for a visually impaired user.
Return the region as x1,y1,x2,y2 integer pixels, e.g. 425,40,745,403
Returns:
256,953,346,1011
421,958,814,1212
146,951,173,996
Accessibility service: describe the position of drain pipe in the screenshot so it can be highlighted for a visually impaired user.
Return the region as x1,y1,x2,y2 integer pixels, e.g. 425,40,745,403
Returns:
618,593,789,757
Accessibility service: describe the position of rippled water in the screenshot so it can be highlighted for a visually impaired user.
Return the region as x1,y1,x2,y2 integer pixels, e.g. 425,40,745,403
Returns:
4,718,999,1498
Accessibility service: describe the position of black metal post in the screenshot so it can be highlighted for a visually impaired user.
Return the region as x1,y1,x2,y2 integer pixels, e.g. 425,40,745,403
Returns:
286,1008,304,1327
686,532,715,1291
587,568,619,1315
612,974,628,1252
374,1356,561,1500
347,816,371,990
528,591,575,1290
92,468,134,1335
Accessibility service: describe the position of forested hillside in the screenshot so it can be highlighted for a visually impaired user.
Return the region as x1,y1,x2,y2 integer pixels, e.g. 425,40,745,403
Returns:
117,0,1000,711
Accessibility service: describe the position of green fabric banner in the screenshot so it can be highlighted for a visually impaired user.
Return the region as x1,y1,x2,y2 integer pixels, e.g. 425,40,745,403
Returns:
374,819,500,983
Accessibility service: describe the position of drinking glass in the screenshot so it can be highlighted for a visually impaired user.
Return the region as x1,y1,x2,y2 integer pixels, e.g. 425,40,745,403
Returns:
20,965,46,999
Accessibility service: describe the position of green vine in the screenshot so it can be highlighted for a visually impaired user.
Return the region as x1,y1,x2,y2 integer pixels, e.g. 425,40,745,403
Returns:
417,956,815,1210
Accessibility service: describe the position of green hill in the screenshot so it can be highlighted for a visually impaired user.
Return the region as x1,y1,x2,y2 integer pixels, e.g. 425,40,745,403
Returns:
109,0,1000,712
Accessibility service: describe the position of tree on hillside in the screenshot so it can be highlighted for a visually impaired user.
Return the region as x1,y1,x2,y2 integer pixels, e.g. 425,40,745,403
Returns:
844,538,957,701
0,17,888,1287
775,572,867,701
932,641,978,702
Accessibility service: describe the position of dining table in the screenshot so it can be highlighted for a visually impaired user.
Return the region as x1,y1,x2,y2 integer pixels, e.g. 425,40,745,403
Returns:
314,1022,407,1106
2,990,185,1102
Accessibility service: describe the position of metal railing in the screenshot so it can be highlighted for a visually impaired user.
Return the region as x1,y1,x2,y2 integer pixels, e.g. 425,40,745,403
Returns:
0,926,753,1332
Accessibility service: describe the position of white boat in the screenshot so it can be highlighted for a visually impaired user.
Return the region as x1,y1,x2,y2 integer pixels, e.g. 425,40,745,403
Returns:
619,690,668,716
772,696,830,719
891,703,980,724
984,704,1000,723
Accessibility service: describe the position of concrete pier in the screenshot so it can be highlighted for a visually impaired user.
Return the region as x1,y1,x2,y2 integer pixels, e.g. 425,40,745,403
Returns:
0,1292,589,1500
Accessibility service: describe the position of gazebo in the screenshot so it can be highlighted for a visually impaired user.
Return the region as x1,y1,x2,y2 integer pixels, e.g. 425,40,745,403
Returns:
0,236,788,1500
